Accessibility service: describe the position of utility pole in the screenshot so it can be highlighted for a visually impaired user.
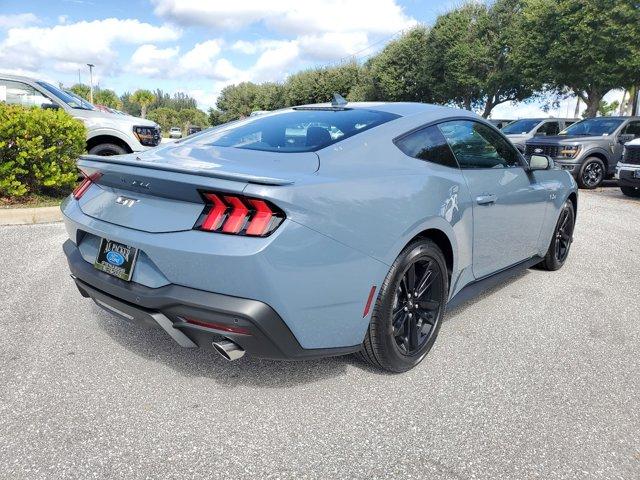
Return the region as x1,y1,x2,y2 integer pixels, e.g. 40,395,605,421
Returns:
87,63,95,103
78,69,81,85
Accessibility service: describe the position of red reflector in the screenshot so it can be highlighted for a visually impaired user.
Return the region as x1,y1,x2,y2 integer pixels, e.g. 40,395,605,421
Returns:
245,199,273,236
201,193,228,231
183,317,250,335
222,196,249,233
73,172,101,200
362,286,377,318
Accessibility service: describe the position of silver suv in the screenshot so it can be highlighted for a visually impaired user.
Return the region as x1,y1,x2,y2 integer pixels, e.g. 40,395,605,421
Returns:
501,118,579,152
616,138,640,197
0,74,160,155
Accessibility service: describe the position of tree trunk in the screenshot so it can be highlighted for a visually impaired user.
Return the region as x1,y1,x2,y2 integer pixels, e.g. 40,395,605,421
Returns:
573,96,581,117
582,91,603,118
482,96,495,118
141,105,147,119
463,96,472,111
632,86,639,116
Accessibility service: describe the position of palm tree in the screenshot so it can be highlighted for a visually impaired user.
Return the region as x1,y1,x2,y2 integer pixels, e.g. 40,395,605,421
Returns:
131,89,155,118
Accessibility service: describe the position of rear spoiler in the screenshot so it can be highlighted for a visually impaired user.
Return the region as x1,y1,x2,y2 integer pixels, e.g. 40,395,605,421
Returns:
77,154,295,186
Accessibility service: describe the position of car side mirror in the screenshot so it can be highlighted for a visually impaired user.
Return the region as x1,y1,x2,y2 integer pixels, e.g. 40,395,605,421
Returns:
42,103,60,110
529,154,552,171
618,133,635,144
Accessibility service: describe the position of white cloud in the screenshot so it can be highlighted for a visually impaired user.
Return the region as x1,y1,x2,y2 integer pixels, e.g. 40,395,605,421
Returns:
0,13,39,29
0,18,181,73
152,0,415,35
129,44,180,77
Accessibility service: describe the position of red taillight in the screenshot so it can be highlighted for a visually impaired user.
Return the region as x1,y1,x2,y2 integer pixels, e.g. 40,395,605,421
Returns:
196,191,285,237
73,172,102,200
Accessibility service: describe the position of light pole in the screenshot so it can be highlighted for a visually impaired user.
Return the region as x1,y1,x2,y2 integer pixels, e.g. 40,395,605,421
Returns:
86,63,95,104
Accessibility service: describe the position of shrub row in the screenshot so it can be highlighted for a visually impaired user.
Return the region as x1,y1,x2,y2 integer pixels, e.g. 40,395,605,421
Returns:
0,103,86,198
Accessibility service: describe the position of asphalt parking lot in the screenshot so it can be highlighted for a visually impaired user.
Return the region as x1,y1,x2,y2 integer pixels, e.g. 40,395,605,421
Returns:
0,185,638,479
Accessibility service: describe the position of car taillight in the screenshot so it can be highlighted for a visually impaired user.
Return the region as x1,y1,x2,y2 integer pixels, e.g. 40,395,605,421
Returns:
195,192,285,237
73,172,102,200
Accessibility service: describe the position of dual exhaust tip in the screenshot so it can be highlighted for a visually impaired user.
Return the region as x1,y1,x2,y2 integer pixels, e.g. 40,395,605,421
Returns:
212,339,245,361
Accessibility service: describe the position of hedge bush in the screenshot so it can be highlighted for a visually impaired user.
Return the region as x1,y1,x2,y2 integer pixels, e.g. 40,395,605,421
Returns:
0,103,86,198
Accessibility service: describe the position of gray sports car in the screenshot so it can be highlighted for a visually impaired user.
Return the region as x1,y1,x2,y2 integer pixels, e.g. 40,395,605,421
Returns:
62,101,577,372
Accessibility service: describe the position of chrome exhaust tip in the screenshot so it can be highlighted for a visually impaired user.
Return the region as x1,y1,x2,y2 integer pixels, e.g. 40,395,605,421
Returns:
212,339,246,361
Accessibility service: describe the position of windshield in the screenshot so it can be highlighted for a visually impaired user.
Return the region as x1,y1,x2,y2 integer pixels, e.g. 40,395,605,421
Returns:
501,119,541,134
204,108,400,152
560,118,625,136
64,90,95,110
36,81,93,110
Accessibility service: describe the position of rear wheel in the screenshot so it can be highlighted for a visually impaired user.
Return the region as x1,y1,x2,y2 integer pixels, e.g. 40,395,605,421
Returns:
358,239,448,373
538,200,575,271
88,143,128,156
620,186,640,198
577,157,605,189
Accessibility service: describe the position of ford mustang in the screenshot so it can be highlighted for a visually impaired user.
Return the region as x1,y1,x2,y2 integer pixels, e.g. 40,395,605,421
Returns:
62,101,577,372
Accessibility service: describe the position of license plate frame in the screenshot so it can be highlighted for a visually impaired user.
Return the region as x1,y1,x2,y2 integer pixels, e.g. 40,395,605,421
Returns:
94,238,139,282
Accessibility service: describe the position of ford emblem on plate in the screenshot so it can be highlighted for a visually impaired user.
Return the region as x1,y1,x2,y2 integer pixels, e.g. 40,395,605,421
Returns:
106,251,125,266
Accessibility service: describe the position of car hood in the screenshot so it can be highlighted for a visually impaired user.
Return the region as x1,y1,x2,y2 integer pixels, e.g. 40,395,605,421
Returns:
71,109,158,128
527,135,609,145
625,138,640,146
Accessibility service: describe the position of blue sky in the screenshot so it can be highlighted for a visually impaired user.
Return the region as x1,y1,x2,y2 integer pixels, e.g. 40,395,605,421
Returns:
0,0,618,116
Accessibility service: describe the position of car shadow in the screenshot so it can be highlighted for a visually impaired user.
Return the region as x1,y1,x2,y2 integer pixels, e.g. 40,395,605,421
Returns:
92,304,360,386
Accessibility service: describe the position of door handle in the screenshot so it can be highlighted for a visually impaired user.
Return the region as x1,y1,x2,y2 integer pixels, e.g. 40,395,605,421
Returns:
476,194,497,205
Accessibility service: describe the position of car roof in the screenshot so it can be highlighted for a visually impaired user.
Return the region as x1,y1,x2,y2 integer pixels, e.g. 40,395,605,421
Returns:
292,101,470,118
0,73,39,83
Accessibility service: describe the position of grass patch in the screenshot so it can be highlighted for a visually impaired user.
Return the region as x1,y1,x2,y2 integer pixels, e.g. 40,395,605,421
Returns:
1,192,69,209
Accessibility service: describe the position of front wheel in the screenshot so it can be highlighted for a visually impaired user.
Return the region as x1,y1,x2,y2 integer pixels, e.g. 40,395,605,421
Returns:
577,157,605,189
358,239,448,373
538,200,575,271
620,186,640,198
88,143,128,156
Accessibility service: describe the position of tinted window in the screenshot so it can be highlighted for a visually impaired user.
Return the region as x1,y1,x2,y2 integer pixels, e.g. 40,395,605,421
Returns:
501,119,541,134
439,120,521,169
395,125,458,168
205,108,399,153
560,118,625,136
36,81,90,110
622,121,640,137
537,121,560,136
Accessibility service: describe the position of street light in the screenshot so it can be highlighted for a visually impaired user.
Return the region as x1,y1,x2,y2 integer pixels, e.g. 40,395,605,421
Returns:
86,63,95,104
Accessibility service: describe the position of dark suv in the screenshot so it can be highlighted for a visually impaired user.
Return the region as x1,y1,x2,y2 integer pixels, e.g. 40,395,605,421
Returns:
525,116,640,189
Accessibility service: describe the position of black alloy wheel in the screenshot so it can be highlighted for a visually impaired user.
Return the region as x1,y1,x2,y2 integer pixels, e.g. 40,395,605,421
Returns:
358,239,448,373
538,200,575,271
578,158,605,189
392,259,443,356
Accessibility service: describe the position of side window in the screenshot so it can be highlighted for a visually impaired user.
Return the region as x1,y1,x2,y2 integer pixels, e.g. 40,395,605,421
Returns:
622,121,640,137
0,80,51,107
438,120,522,169
537,121,560,136
395,125,458,168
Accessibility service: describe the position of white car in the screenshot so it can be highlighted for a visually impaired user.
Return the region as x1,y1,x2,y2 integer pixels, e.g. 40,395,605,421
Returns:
0,74,161,156
169,127,182,139
616,137,640,197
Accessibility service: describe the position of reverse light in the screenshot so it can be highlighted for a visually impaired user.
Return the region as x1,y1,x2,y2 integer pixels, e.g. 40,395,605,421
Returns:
195,191,285,237
559,145,581,158
73,171,102,200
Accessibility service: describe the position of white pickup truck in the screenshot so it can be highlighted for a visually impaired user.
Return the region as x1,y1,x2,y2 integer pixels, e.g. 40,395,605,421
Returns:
0,74,161,156
616,138,640,197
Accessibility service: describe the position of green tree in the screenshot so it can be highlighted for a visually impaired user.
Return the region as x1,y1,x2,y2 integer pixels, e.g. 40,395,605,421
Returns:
425,0,534,117
284,62,362,105
93,89,122,109
354,26,431,102
216,82,286,121
69,83,91,101
147,107,180,135
119,92,141,116
130,89,155,118
177,108,209,132
514,0,640,117
596,100,620,117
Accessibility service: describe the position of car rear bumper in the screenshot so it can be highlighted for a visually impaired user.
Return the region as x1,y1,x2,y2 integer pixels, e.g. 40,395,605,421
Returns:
64,240,361,360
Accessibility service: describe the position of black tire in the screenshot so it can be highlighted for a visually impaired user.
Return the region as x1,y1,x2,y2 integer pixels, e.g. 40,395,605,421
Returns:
88,143,128,156
538,200,575,271
358,239,448,373
620,186,640,198
577,157,605,189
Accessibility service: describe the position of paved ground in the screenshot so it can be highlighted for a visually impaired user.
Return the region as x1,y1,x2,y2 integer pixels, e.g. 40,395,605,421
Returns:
0,186,638,479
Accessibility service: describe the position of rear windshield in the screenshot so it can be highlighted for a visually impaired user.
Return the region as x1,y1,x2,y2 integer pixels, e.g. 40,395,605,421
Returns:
205,108,400,152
